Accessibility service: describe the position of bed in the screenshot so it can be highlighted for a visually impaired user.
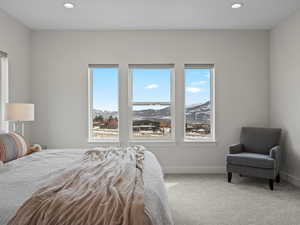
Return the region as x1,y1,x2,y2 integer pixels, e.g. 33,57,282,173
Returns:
0,148,173,225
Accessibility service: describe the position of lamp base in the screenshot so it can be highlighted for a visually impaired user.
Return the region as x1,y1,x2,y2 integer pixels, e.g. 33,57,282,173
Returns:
12,121,24,136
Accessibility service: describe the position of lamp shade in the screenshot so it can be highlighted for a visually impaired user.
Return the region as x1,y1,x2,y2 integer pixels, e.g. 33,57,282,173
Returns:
5,103,34,121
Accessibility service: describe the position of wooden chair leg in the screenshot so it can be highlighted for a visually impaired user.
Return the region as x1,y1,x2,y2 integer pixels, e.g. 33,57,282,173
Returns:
228,172,232,183
269,179,274,190
276,174,280,183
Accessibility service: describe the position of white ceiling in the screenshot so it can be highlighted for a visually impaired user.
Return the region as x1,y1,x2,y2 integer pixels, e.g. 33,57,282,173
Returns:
0,0,300,30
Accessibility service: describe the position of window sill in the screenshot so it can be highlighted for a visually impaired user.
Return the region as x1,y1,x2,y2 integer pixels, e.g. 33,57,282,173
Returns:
183,139,216,143
129,139,175,143
88,138,119,144
129,139,176,146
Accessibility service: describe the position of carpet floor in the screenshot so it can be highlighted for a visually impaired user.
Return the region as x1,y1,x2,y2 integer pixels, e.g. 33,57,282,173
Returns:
165,174,300,225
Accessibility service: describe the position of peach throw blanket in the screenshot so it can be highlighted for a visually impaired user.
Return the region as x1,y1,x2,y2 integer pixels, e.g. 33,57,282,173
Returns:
8,147,145,225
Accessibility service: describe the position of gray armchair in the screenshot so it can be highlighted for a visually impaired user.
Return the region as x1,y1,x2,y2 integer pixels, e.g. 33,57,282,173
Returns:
226,127,282,190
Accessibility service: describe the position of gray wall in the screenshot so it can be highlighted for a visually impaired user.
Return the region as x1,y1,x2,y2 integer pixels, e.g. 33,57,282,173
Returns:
31,30,270,172
270,10,300,183
3,6,300,177
0,9,32,140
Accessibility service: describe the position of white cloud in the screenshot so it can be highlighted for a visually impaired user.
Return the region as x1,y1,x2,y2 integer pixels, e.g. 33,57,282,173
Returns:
191,81,207,86
186,87,201,93
145,84,159,89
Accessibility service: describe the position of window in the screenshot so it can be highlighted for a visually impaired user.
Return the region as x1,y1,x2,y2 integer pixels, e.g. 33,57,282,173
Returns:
88,65,119,141
0,51,9,132
184,64,215,141
88,63,215,144
129,64,175,140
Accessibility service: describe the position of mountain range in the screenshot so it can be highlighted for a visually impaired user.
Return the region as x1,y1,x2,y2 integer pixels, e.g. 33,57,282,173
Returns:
93,101,210,123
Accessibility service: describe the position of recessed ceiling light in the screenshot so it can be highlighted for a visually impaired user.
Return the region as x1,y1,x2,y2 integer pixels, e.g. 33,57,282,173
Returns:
63,3,75,9
231,3,244,9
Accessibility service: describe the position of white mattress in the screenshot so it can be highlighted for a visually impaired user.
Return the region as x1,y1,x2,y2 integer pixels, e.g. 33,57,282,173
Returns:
0,149,173,225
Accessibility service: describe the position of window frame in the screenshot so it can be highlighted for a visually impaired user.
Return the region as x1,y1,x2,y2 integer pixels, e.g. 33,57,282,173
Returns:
88,64,120,143
183,64,216,142
128,64,176,141
0,51,9,132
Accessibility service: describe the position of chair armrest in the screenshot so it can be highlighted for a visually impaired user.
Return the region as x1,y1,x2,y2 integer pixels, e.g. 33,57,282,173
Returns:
270,146,281,159
229,144,243,154
270,146,281,171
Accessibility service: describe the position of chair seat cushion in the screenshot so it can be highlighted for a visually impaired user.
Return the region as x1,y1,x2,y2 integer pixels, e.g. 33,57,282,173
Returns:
226,152,274,169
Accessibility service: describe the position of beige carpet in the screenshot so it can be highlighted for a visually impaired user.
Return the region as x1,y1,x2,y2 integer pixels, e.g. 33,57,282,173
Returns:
165,174,300,225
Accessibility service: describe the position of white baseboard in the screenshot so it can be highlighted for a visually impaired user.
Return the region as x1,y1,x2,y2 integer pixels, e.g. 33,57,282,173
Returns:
163,166,226,174
162,168,300,187
281,171,300,188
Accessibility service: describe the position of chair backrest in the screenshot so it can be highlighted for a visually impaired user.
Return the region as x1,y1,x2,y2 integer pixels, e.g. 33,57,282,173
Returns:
240,127,281,155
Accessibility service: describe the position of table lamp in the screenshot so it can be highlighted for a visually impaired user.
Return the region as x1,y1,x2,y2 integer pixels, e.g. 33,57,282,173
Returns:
5,103,35,136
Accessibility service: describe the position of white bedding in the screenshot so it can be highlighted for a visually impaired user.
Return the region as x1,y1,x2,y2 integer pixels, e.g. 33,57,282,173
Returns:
0,149,173,225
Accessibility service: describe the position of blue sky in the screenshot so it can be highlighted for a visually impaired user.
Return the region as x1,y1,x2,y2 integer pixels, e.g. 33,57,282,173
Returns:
185,68,210,105
133,69,171,102
93,68,118,111
92,68,210,111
